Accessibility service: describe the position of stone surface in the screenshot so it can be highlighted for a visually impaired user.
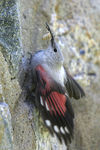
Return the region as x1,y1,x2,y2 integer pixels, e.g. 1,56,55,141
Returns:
0,0,100,150
0,0,22,78
0,102,13,150
0,50,21,111
68,65,100,150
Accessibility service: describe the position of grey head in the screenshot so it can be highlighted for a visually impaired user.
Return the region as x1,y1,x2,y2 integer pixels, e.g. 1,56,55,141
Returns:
44,22,64,67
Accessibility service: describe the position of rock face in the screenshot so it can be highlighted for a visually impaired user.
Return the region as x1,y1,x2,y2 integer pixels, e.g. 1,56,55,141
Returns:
0,102,13,150
0,0,22,78
0,0,100,150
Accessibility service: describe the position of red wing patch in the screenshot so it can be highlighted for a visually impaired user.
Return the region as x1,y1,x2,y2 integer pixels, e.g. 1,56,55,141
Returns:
35,65,74,145
49,92,66,116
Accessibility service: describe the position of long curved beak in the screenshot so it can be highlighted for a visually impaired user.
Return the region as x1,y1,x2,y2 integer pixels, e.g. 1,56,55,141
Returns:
45,22,54,46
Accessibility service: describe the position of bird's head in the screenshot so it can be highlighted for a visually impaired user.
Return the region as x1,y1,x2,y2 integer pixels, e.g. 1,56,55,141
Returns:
45,22,64,66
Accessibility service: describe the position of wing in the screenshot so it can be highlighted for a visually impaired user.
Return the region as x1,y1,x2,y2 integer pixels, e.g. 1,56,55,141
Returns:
65,69,85,100
35,65,75,145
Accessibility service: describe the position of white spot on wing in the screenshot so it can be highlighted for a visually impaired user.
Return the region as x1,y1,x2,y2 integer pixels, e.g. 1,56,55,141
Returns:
54,125,59,133
65,126,69,134
45,120,51,127
45,102,49,111
60,127,65,134
40,96,44,106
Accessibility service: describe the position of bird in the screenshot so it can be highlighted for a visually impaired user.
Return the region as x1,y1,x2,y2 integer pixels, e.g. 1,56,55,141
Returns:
29,22,85,145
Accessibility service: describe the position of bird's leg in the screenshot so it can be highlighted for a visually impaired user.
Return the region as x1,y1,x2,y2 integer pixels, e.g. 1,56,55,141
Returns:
27,52,32,64
23,85,36,100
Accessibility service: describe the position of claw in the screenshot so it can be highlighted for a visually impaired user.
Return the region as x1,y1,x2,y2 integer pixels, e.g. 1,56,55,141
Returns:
27,52,32,64
23,85,35,98
27,58,31,64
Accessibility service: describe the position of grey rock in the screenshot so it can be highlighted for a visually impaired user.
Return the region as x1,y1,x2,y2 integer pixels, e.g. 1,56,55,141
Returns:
0,0,22,78
0,102,13,150
0,51,21,111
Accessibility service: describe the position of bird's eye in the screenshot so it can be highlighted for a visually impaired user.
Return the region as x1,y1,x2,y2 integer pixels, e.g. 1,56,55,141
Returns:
54,49,57,52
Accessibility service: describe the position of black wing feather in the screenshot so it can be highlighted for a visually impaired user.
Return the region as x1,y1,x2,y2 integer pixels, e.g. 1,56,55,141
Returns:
65,69,85,100
35,65,75,145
